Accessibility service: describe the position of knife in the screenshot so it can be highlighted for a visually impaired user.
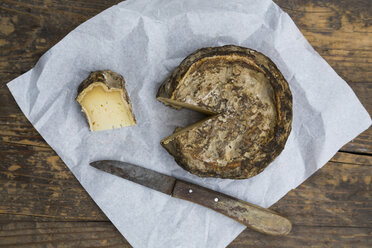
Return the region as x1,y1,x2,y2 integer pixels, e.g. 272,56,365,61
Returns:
90,160,292,236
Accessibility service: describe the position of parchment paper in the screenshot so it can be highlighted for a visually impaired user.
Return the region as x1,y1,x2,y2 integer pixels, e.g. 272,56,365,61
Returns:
7,0,371,247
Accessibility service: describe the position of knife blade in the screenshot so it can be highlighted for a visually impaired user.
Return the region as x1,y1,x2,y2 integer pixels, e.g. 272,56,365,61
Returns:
90,160,292,236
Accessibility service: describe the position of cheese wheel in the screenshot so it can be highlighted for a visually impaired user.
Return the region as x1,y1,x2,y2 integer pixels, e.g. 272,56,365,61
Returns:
157,45,292,179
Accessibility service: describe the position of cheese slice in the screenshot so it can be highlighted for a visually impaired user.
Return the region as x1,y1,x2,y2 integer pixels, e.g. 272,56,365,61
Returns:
76,70,136,131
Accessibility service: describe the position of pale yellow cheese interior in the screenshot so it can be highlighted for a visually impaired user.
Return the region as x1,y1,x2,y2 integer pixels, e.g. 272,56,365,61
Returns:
78,83,136,131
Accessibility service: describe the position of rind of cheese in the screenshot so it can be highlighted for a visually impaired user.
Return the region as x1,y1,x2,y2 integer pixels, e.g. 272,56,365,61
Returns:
157,45,292,179
76,70,136,131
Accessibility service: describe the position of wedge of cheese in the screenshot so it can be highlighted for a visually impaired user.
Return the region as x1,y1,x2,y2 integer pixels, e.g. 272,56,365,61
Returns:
76,70,136,131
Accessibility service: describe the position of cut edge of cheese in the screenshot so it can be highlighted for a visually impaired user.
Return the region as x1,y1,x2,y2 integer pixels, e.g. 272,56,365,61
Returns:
161,114,218,145
157,97,219,146
76,82,136,131
157,97,217,115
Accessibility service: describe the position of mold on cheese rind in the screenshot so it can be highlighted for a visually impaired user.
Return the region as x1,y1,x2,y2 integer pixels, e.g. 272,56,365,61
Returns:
76,70,136,131
157,45,292,179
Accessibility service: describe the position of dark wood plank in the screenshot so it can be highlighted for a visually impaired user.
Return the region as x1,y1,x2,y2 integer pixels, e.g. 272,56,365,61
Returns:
273,1,372,154
276,0,372,84
0,150,370,225
0,223,370,248
331,151,372,165
229,225,372,248
272,161,372,228
0,152,370,246
0,221,131,247
1,222,370,248
0,142,107,221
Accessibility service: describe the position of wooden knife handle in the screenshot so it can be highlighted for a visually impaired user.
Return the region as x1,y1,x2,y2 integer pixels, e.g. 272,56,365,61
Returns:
172,180,292,236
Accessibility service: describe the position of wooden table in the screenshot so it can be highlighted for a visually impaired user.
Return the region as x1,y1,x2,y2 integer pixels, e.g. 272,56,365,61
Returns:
1,0,371,247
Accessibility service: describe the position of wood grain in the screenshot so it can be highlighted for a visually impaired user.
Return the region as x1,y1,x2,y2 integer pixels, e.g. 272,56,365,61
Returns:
276,0,372,154
0,142,107,221
0,0,371,247
0,222,131,247
229,225,372,248
0,125,364,219
0,151,370,246
1,222,370,248
1,147,370,224
278,0,372,83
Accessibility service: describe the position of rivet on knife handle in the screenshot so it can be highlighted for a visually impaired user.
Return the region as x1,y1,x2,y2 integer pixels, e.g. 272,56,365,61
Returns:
172,180,292,236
